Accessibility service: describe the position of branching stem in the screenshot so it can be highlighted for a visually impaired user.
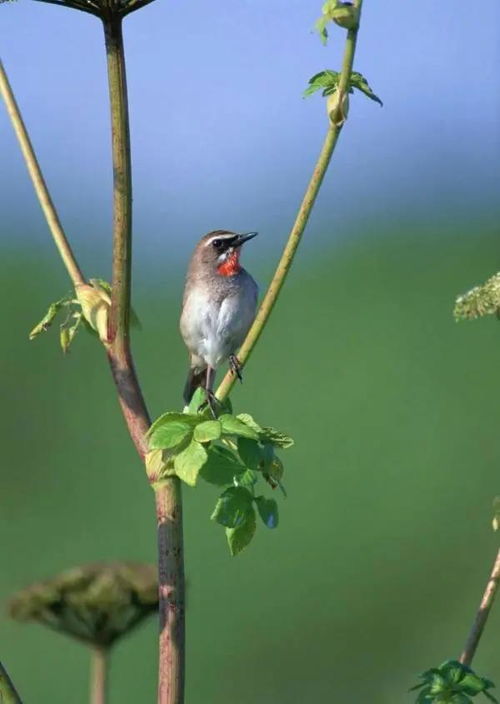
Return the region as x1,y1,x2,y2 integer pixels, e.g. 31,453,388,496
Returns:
215,0,364,402
90,647,109,704
0,661,23,704
0,60,85,288
459,548,500,667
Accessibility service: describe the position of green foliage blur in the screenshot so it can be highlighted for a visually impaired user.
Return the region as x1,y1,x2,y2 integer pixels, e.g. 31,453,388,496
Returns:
1,220,500,702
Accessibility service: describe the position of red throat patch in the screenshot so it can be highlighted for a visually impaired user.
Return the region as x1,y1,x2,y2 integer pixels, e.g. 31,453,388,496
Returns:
217,250,241,276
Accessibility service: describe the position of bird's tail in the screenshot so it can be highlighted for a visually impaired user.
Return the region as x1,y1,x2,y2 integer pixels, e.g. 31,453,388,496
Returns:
183,366,207,406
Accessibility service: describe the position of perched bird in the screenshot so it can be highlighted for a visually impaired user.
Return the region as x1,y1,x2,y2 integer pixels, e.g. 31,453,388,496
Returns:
180,230,258,411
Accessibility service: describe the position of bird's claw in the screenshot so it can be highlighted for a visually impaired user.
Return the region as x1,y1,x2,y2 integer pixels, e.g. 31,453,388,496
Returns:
229,354,243,383
198,389,220,419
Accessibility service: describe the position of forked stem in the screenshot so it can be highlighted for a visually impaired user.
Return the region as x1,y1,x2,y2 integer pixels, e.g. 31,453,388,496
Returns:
215,0,364,402
459,548,500,667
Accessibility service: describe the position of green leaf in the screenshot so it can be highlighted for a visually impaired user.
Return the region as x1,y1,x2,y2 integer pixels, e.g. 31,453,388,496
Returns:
350,71,383,106
211,486,253,528
314,15,329,45
186,387,232,416
235,413,263,434
29,296,72,339
237,437,263,470
149,422,192,451
194,420,222,443
304,70,340,98
460,672,491,695
260,426,294,449
440,660,465,686
219,414,259,440
59,311,83,354
147,412,199,438
225,507,257,556
255,496,279,528
233,469,258,489
199,445,244,486
174,439,207,486
90,278,141,329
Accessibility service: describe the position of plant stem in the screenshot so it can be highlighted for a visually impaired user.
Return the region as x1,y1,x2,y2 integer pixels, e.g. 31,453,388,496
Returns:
102,16,185,704
0,60,85,288
0,661,22,704
459,548,500,667
155,481,186,704
215,0,364,402
90,647,109,704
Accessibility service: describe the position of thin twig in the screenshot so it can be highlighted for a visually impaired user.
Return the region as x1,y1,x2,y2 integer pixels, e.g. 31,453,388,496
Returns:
90,647,109,704
215,0,364,402
0,661,23,704
459,548,500,667
0,60,86,288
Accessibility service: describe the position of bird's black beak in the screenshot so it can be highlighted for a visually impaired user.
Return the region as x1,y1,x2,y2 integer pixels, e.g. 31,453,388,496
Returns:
235,232,258,247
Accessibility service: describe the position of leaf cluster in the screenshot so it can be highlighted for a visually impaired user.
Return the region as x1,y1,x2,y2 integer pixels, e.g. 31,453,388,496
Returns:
147,389,293,555
454,273,500,321
304,69,382,106
314,1,359,45
410,660,498,704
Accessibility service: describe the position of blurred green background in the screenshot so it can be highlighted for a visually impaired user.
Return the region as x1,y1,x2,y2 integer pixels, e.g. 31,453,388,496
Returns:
2,0,500,701
1,221,500,703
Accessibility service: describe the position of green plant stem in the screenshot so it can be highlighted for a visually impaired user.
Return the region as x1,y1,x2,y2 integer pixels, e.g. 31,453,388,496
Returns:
459,548,500,667
215,0,363,402
0,661,22,704
155,481,185,704
0,60,85,288
102,17,185,704
102,16,150,457
90,647,109,704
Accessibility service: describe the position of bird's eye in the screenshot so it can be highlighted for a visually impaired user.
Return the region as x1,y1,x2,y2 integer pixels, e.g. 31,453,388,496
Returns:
211,239,223,249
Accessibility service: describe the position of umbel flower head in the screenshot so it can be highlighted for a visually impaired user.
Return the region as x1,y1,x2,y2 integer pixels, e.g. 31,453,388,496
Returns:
9,562,158,648
33,0,155,18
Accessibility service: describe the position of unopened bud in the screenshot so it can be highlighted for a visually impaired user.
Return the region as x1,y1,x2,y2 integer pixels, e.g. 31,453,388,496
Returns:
331,2,359,30
326,90,349,126
76,284,110,343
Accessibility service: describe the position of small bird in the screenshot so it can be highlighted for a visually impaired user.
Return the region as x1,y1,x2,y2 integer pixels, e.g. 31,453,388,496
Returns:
180,230,258,412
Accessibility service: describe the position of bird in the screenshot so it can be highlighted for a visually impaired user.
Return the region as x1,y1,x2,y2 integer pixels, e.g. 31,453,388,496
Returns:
179,230,258,413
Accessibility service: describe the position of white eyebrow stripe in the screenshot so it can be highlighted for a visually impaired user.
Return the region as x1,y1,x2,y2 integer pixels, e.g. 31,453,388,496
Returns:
204,233,236,247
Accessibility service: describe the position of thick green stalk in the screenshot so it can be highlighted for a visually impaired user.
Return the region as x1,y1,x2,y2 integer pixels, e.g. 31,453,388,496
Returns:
459,548,500,667
90,647,109,704
0,661,22,704
0,60,85,288
103,17,185,704
215,0,364,402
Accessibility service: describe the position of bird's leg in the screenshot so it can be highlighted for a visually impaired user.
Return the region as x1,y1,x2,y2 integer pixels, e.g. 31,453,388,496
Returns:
198,366,219,418
229,354,243,383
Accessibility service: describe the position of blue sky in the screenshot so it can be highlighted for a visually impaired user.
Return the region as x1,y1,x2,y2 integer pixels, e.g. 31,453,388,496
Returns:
1,0,499,266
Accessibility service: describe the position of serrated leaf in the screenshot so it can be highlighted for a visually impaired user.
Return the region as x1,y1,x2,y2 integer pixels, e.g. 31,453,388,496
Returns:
255,496,279,528
233,469,258,489
147,412,199,438
350,71,383,106
225,507,257,556
304,70,340,98
199,445,244,486
149,421,192,451
194,420,221,443
237,437,263,470
219,414,259,440
29,296,72,339
211,486,253,528
260,427,294,449
235,413,263,434
174,439,207,486
440,660,465,686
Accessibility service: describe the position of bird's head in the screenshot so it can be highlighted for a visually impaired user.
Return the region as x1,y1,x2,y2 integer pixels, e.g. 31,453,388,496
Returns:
196,230,258,276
